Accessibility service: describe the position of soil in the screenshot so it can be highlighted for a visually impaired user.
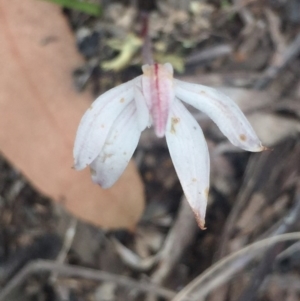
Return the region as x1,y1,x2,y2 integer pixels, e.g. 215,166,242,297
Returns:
1,0,300,300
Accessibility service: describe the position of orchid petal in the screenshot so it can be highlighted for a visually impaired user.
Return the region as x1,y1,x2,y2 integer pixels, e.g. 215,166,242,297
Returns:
166,98,210,229
73,77,140,170
89,101,141,188
134,77,151,131
174,79,264,152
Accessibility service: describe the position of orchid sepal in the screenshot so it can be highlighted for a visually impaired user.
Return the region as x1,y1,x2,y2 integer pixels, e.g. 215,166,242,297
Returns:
73,77,140,170
73,63,265,229
174,79,264,152
166,98,210,229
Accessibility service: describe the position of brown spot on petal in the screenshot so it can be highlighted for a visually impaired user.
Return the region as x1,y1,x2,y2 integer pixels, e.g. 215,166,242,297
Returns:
240,134,247,141
170,117,180,134
120,98,125,103
192,178,197,182
205,187,209,199
239,134,246,141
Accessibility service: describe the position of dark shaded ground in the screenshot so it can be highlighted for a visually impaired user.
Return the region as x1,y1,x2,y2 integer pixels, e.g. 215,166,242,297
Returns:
1,0,300,300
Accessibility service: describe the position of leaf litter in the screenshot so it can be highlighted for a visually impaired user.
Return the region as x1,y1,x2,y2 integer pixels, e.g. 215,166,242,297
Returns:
1,0,300,301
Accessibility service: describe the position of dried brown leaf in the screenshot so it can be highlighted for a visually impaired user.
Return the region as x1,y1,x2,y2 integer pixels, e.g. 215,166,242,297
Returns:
0,0,145,230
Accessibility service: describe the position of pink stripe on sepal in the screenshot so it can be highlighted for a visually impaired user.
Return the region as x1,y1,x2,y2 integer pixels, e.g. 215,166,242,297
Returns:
142,63,174,137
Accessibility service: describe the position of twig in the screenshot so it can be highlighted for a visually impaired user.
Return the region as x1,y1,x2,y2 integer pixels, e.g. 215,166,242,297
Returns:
50,217,77,282
146,197,198,301
112,237,160,272
55,218,77,264
150,197,198,285
254,32,300,89
264,8,286,55
232,0,255,26
171,232,300,301
237,193,300,301
215,140,299,261
0,260,176,301
217,0,258,26
0,233,62,285
215,152,268,259
113,196,199,277
173,191,300,301
277,241,300,261
226,0,258,16
185,44,232,66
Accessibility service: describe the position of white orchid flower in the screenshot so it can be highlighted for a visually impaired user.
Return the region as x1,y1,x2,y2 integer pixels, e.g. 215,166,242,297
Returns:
73,63,265,229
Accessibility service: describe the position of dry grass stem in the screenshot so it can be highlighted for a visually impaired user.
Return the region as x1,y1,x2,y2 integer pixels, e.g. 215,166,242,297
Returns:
0,260,176,301
172,232,300,301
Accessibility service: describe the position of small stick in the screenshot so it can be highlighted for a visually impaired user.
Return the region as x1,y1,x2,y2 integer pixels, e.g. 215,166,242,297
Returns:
172,232,300,301
254,32,300,89
172,193,300,301
238,193,300,301
0,260,176,301
150,197,198,285
215,153,267,259
49,217,77,283
185,45,232,66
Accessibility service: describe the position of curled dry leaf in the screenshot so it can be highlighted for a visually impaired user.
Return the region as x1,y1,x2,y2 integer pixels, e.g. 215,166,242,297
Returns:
0,0,144,230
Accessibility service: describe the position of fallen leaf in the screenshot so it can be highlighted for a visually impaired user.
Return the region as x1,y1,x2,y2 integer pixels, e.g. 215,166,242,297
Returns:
0,0,145,230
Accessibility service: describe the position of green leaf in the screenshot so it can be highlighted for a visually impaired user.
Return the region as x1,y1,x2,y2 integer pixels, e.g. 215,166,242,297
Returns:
42,0,102,16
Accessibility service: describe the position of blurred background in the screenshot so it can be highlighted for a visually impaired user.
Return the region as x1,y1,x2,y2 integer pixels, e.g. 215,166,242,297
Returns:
0,0,300,300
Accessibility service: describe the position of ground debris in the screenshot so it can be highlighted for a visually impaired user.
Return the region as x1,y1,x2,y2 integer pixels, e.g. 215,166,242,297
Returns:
1,0,300,301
